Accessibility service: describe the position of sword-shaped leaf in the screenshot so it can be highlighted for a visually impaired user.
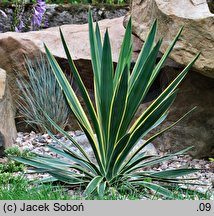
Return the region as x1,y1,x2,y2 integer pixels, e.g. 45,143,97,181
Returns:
113,90,178,174
59,28,102,156
133,181,175,199
99,29,114,153
150,168,199,178
107,65,129,161
114,17,132,87
118,39,162,140
95,22,102,62
84,176,103,196
129,19,157,89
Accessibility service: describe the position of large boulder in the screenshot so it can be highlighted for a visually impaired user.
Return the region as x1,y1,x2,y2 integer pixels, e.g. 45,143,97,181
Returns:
126,0,214,78
0,68,17,155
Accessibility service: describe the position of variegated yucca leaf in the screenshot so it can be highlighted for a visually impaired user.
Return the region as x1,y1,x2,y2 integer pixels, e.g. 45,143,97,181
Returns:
11,10,201,198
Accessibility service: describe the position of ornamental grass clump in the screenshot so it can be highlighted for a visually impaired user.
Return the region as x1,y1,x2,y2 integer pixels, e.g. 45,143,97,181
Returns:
12,11,201,198
16,55,70,134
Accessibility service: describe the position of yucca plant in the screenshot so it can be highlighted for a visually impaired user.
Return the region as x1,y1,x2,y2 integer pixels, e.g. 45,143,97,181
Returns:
16,55,70,133
11,11,201,198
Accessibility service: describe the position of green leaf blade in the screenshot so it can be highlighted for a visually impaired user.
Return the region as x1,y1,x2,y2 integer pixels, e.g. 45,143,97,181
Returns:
99,29,114,153
114,17,132,87
84,176,103,196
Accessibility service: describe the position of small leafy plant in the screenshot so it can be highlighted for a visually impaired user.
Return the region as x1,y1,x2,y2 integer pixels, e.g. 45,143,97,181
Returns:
10,0,25,32
0,175,75,200
0,161,25,173
0,173,26,185
4,146,35,158
12,11,200,198
0,146,36,173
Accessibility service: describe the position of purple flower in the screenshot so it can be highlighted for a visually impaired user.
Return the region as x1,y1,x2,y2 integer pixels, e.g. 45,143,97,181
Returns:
31,0,46,30
44,19,49,28
15,19,25,32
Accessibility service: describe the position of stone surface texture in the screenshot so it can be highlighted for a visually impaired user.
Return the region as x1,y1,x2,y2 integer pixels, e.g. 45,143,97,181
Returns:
125,0,214,78
0,68,17,151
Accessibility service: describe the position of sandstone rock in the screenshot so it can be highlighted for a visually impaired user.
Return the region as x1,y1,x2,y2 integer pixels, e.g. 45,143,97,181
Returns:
136,67,214,158
126,0,214,78
0,68,17,154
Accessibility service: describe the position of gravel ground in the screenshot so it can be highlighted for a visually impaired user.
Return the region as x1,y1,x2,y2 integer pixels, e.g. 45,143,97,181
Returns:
11,131,214,198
